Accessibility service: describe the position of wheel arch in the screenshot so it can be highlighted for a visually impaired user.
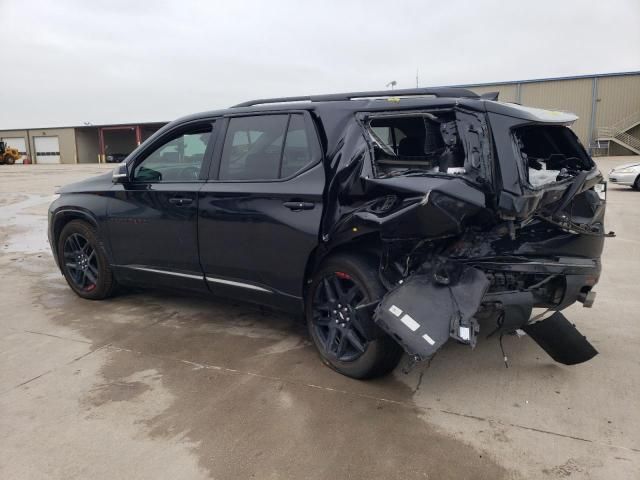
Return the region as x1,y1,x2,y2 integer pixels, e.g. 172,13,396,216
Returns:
51,209,104,263
302,232,383,299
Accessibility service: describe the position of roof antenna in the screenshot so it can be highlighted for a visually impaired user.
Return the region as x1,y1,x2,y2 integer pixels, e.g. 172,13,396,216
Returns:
386,80,397,90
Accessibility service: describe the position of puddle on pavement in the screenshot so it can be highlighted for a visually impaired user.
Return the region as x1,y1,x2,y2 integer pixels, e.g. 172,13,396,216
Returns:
0,193,56,254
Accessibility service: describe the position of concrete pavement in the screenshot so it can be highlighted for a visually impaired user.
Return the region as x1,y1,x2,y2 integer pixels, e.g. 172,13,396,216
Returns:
0,159,638,479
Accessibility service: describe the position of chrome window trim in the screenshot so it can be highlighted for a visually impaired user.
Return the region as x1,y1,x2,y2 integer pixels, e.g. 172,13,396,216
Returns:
126,266,204,280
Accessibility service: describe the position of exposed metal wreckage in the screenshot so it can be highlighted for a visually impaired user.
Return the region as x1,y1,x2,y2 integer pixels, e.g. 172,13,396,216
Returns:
318,101,610,369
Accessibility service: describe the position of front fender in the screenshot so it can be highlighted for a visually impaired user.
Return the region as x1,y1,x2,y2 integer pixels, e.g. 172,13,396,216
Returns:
49,196,110,267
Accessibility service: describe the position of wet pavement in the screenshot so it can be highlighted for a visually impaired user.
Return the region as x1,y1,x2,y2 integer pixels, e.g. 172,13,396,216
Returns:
0,160,639,479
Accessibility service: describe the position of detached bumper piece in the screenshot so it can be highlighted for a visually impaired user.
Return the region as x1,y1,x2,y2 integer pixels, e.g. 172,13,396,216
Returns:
374,266,489,360
522,312,598,365
374,263,599,367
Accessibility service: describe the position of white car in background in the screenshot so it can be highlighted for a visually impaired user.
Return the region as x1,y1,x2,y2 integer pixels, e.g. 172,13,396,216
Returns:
609,162,640,190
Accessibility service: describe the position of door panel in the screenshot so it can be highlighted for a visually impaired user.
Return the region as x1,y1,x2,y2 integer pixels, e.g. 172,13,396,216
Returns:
106,121,215,292
107,183,206,290
198,162,325,305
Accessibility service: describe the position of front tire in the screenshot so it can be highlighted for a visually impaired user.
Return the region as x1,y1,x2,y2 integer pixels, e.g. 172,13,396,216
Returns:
306,253,403,379
633,175,640,191
57,220,116,300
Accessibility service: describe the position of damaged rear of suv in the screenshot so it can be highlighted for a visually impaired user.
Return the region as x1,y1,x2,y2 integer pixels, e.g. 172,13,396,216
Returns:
303,91,608,378
49,87,609,380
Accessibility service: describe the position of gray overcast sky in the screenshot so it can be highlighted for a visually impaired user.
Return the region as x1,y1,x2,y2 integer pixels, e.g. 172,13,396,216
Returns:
1,0,639,129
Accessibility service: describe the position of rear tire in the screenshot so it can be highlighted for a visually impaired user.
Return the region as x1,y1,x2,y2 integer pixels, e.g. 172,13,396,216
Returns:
306,253,403,379
57,220,117,300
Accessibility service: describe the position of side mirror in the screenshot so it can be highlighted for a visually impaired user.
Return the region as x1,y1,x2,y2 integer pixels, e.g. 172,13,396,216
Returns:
112,162,130,184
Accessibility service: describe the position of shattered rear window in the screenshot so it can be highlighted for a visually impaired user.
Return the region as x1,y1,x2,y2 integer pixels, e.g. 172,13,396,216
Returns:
515,125,594,187
365,111,466,178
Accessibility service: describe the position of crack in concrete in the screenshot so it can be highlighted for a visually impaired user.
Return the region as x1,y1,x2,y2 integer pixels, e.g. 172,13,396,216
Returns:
0,311,172,396
21,329,93,344
15,314,632,456
0,346,105,396
98,343,640,455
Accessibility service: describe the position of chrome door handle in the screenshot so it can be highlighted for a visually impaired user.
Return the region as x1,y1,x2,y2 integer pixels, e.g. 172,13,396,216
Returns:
283,201,314,211
168,197,193,206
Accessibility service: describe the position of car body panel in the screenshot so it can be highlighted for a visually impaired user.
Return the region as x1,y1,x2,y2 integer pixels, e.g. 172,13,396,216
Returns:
608,171,638,186
608,162,640,186
198,163,325,309
107,181,208,292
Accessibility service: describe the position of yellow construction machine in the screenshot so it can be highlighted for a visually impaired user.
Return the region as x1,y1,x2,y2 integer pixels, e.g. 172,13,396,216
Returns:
0,141,21,164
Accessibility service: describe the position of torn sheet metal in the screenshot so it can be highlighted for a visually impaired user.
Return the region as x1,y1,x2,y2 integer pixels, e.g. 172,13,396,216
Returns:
374,265,489,359
522,312,598,365
311,101,607,369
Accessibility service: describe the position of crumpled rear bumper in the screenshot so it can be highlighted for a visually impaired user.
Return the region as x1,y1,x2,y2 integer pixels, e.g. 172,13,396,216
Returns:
373,257,600,365
478,256,600,325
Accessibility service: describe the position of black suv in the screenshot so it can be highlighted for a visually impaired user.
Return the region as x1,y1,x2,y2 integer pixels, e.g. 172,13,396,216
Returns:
48,88,608,379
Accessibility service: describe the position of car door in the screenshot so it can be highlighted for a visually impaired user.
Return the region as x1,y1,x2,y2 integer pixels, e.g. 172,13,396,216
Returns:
198,112,325,310
107,120,216,291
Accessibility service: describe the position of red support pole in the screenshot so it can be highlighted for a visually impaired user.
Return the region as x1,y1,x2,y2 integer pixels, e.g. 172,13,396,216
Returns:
98,128,105,163
135,126,142,146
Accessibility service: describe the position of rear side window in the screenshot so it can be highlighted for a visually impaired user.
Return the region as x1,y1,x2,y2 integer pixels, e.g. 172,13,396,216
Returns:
365,111,466,178
219,114,315,181
515,125,594,187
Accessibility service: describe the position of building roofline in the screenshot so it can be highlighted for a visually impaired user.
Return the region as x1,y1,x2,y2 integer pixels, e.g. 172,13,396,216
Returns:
74,121,168,129
0,121,168,132
445,70,640,88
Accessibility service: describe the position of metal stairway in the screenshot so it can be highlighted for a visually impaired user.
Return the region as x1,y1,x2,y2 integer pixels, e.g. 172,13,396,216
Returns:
596,110,640,155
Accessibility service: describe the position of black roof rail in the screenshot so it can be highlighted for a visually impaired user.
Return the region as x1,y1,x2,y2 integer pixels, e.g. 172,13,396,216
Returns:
231,87,479,108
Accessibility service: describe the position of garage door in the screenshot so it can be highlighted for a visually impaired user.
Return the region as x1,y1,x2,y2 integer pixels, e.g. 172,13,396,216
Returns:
34,136,60,164
1,137,26,162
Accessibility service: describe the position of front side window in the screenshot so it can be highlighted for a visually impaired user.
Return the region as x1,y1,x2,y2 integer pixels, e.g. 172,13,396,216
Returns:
133,124,213,182
219,114,315,181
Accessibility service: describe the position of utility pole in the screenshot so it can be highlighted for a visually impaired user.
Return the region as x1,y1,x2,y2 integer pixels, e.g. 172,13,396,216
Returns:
416,68,419,88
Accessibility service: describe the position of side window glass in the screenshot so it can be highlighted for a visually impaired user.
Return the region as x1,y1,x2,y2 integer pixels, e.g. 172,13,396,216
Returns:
219,115,288,180
133,124,212,182
280,114,312,178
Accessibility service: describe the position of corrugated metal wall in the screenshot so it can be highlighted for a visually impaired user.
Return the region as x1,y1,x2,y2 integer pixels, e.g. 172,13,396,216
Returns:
519,78,593,143
595,75,640,129
465,73,640,150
